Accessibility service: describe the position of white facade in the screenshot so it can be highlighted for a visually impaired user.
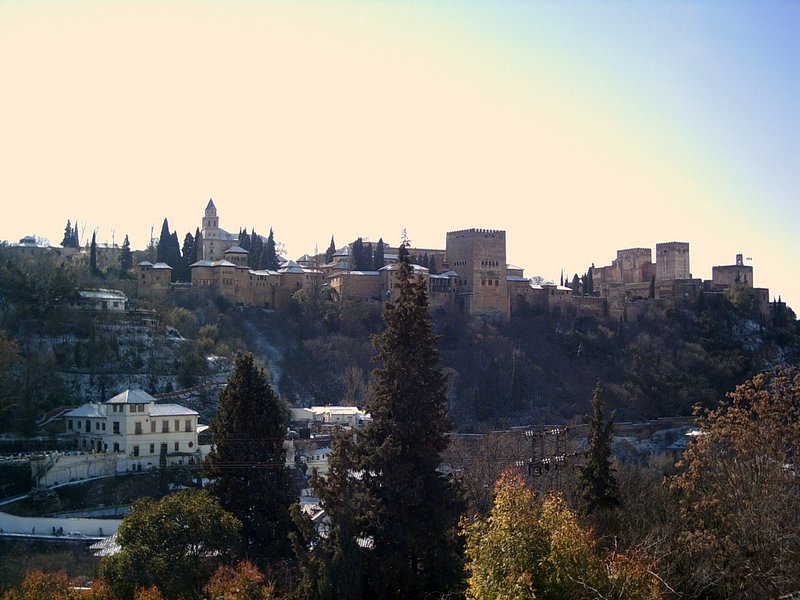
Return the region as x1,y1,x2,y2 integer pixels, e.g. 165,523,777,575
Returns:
63,389,202,468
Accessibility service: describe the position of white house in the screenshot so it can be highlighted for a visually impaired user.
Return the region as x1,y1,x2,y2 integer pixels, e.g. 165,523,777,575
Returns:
63,389,202,468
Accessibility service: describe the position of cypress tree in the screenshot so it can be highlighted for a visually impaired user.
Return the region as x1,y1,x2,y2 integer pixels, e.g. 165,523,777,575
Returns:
374,238,385,269
325,236,336,264
264,228,279,270
61,220,74,248
120,234,133,272
180,232,195,281
249,229,263,269
90,232,98,275
206,353,294,566
576,384,619,514
194,227,202,263
156,218,171,263
365,242,374,271
357,243,464,597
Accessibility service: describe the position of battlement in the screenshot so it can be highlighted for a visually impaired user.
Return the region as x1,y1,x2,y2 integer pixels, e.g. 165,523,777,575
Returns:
447,228,506,238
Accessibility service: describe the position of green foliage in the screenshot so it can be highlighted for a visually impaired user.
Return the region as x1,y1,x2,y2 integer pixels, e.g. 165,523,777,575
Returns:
205,353,295,566
576,384,619,514
98,489,242,600
671,366,800,599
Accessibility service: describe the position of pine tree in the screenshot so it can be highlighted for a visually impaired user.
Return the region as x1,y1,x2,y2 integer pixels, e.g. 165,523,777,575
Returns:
325,236,336,264
356,243,464,597
90,231,98,275
206,353,295,566
576,384,619,514
120,234,133,273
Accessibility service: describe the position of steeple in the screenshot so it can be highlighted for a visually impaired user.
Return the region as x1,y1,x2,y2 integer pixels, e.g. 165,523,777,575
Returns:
205,198,217,217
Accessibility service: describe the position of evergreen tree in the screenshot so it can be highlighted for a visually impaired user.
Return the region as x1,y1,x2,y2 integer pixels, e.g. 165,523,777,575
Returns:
351,238,364,271
180,232,195,281
239,228,251,251
428,254,437,275
194,227,202,263
576,384,619,514
325,236,336,264
90,231,98,275
374,238,385,269
61,220,75,248
325,243,463,598
249,229,263,269
587,265,594,295
649,274,656,299
365,242,374,271
120,234,133,272
572,273,581,295
72,219,80,247
156,218,171,263
264,228,279,270
168,231,182,281
206,353,295,567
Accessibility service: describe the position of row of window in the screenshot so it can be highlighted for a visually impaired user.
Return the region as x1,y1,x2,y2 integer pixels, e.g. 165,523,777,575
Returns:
481,279,501,286
111,404,146,413
68,419,193,434
131,441,193,456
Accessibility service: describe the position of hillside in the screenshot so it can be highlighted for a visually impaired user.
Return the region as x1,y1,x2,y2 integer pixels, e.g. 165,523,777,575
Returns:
0,247,798,435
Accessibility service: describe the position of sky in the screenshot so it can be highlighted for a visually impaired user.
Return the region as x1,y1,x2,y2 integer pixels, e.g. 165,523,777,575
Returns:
1,1,798,308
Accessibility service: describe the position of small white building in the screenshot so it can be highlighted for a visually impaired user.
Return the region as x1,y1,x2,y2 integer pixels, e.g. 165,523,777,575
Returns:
66,289,128,312
63,389,202,468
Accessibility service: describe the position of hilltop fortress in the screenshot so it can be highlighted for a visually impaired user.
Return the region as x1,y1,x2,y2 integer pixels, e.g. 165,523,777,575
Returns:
137,200,771,322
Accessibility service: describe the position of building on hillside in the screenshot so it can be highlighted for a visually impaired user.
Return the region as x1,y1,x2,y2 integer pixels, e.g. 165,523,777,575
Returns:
137,261,173,296
62,389,201,467
65,289,129,312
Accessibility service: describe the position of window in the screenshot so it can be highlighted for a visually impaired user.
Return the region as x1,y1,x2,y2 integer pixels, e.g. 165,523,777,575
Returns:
188,441,194,448
149,443,155,454
185,419,192,432
113,422,120,434
135,422,142,435
162,421,169,433
113,442,120,452
174,441,180,452
102,423,106,431
160,443,167,455
174,419,180,432
133,445,139,457
67,420,73,430
151,421,156,433
95,422,100,430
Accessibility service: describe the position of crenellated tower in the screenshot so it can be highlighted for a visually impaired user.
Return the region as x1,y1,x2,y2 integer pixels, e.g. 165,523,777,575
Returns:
446,228,509,319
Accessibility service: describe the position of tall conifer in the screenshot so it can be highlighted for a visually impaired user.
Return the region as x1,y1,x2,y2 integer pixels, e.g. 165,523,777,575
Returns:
206,353,294,566
576,384,619,514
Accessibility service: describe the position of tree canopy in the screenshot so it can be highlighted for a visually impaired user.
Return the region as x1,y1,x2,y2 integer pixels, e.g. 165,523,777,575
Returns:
98,489,242,600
